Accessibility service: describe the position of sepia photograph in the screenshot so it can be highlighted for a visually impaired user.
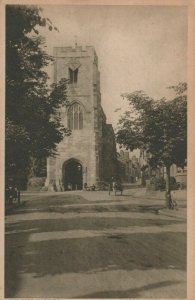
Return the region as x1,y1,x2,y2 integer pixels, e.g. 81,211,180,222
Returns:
4,2,189,299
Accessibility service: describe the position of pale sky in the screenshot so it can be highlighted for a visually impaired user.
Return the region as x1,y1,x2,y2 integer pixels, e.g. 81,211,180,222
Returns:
39,5,187,128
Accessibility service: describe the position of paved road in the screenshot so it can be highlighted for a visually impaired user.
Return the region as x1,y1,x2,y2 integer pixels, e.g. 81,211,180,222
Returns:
5,190,187,298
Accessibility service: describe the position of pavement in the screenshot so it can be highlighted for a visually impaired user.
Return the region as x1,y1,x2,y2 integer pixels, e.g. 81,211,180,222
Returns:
125,187,187,219
5,188,187,298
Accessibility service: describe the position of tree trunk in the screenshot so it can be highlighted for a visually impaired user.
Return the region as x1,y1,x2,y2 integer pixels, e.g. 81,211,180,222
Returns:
165,164,172,209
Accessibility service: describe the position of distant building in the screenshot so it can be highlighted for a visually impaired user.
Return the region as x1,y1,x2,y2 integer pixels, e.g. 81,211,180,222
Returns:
45,45,117,191
170,163,187,187
118,150,141,183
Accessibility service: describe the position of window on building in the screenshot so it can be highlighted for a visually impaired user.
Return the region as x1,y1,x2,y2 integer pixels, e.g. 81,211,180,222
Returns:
68,103,84,130
69,67,78,84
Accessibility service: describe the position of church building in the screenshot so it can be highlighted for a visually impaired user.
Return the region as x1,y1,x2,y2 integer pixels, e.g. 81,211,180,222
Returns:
45,45,118,191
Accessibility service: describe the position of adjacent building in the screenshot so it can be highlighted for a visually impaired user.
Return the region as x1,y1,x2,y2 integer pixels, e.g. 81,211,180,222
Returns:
117,150,141,183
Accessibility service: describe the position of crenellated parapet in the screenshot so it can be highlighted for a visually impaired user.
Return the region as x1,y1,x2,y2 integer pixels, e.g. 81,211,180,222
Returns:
54,45,97,58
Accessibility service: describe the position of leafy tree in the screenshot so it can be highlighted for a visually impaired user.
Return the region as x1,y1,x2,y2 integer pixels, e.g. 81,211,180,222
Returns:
6,5,69,188
116,83,187,208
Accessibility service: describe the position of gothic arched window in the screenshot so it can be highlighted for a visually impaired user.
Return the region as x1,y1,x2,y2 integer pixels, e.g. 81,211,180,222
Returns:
69,68,78,84
68,103,84,130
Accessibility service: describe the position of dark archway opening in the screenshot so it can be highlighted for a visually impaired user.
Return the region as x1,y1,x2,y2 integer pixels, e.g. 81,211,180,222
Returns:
63,160,83,190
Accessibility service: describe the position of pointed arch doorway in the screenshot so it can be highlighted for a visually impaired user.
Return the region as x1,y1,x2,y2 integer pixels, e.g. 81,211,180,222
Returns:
63,159,83,190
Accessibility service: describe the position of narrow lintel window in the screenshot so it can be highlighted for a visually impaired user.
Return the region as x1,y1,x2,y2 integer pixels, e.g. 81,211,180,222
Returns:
69,68,78,84
68,103,83,130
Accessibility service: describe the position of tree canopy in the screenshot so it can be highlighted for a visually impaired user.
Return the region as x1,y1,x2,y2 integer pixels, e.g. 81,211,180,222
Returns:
116,82,187,169
116,82,187,208
6,5,69,186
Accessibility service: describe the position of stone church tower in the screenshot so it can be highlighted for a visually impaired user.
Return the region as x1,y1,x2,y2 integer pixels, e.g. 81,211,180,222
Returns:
45,45,117,191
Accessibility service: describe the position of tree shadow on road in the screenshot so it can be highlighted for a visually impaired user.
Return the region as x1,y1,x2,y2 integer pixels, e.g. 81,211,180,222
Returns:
77,280,184,298
5,225,186,297
5,194,186,298
5,193,167,216
6,202,166,215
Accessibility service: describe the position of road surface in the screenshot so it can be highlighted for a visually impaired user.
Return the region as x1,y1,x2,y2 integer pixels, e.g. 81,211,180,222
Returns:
5,190,187,298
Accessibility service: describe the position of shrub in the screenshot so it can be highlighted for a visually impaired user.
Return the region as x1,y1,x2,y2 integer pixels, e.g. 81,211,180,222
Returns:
96,181,109,191
150,176,177,191
28,177,46,191
170,177,177,190
154,177,166,191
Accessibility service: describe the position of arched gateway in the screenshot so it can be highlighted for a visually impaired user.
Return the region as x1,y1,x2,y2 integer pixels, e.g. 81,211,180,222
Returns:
63,159,83,190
